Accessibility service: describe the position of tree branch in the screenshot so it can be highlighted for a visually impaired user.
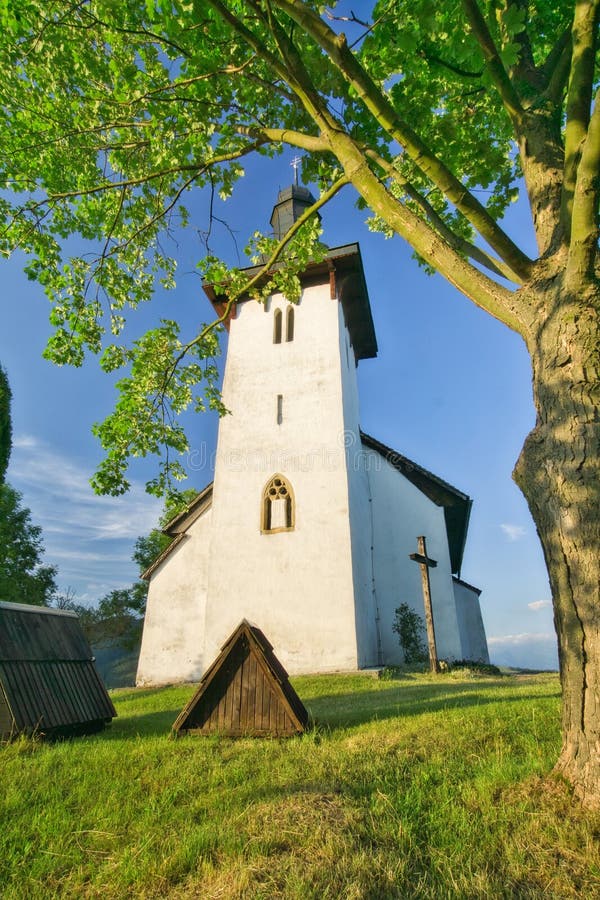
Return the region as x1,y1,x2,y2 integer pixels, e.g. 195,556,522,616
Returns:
321,128,524,331
207,0,526,327
205,0,308,102
366,149,523,282
567,86,600,283
540,28,572,104
273,0,533,280
418,45,483,79
21,142,266,208
234,125,328,153
461,0,524,126
117,59,257,107
561,0,600,239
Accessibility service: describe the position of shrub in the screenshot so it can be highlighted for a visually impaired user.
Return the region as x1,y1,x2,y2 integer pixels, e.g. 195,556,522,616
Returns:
392,603,428,664
451,659,502,676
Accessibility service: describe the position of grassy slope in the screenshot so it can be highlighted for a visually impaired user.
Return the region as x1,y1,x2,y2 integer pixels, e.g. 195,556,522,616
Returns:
1,671,599,899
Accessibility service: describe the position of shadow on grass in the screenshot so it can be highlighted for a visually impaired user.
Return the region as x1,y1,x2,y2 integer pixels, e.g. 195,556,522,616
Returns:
306,679,559,730
92,678,560,742
111,685,182,704
100,708,181,740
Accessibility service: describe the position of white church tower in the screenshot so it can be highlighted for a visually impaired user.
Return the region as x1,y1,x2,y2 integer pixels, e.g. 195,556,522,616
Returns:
136,185,489,685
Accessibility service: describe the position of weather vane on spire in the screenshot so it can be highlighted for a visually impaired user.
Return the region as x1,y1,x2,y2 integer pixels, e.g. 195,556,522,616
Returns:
291,155,302,186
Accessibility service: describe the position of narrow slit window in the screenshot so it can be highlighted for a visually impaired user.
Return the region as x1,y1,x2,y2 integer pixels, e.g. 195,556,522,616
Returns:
286,306,294,342
273,308,282,344
261,474,294,533
277,394,283,425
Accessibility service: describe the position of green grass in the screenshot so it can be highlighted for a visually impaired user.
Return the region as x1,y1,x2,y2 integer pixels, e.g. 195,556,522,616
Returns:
1,671,599,899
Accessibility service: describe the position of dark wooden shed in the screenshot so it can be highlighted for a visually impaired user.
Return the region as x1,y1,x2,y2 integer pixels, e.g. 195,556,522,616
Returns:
173,620,308,737
0,601,116,739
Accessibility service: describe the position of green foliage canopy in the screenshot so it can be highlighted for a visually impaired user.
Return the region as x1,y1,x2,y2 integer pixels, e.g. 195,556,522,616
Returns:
1,0,590,496
0,364,11,483
0,483,58,606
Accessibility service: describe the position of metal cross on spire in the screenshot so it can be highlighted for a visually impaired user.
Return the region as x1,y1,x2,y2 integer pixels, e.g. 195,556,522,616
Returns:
290,155,302,185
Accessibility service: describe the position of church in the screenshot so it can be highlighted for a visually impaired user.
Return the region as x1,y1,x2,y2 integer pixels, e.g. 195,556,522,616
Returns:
136,185,489,685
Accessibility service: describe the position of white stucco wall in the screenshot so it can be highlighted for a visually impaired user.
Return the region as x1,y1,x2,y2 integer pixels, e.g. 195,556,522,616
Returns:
136,507,212,685
453,579,490,663
136,267,482,684
202,283,362,674
365,449,463,664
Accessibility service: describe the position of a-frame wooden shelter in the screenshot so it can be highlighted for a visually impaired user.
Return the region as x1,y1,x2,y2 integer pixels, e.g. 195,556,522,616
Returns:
173,620,308,737
0,601,116,739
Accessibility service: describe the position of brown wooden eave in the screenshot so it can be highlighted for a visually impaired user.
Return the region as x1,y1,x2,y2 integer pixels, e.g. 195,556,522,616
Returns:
203,243,378,361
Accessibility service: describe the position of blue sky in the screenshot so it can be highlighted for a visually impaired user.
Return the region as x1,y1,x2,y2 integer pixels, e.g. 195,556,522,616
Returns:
1,151,558,670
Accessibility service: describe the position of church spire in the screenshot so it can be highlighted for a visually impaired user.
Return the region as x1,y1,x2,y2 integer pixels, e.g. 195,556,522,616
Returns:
269,183,321,241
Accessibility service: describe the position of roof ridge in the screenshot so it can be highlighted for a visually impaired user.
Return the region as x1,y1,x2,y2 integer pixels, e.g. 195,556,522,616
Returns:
360,430,469,501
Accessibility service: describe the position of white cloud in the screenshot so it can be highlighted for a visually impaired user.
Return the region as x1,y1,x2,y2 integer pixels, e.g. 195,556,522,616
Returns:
6,434,162,600
488,632,555,647
8,434,161,542
12,434,38,450
528,599,552,612
46,549,132,563
487,631,558,670
500,523,526,541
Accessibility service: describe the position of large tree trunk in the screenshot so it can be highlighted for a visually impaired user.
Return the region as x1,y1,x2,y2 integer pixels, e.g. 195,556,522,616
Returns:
514,273,600,807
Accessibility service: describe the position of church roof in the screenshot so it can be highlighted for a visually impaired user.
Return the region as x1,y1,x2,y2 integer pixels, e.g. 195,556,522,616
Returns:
360,432,472,576
204,241,377,361
269,184,321,240
140,483,213,580
162,482,214,535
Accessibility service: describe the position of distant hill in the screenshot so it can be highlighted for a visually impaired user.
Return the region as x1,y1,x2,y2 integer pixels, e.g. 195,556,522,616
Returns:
93,638,140,689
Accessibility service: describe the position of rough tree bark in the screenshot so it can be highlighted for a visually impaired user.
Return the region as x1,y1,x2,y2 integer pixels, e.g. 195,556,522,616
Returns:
514,272,599,804
1,0,597,807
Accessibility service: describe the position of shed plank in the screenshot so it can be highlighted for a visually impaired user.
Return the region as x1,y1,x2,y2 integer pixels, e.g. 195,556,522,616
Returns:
172,621,307,737
0,602,115,738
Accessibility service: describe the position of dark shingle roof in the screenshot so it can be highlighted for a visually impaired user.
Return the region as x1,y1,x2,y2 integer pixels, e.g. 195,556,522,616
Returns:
140,483,214,581
0,601,116,738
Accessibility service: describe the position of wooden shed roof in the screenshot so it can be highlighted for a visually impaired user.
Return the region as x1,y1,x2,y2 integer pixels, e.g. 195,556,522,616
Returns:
0,601,116,739
173,620,308,737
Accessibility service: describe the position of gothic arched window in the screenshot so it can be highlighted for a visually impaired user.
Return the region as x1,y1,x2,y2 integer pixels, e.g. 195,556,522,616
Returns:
273,308,282,344
286,306,295,342
261,474,294,533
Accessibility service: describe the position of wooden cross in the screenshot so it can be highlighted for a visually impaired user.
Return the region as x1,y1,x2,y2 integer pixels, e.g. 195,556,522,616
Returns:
409,535,440,673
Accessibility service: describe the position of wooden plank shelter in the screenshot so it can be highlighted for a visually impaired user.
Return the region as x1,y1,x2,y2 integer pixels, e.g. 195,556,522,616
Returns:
173,620,308,737
0,601,116,739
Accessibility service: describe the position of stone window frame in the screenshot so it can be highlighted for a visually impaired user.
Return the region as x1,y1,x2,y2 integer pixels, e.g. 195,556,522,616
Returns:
261,474,295,534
